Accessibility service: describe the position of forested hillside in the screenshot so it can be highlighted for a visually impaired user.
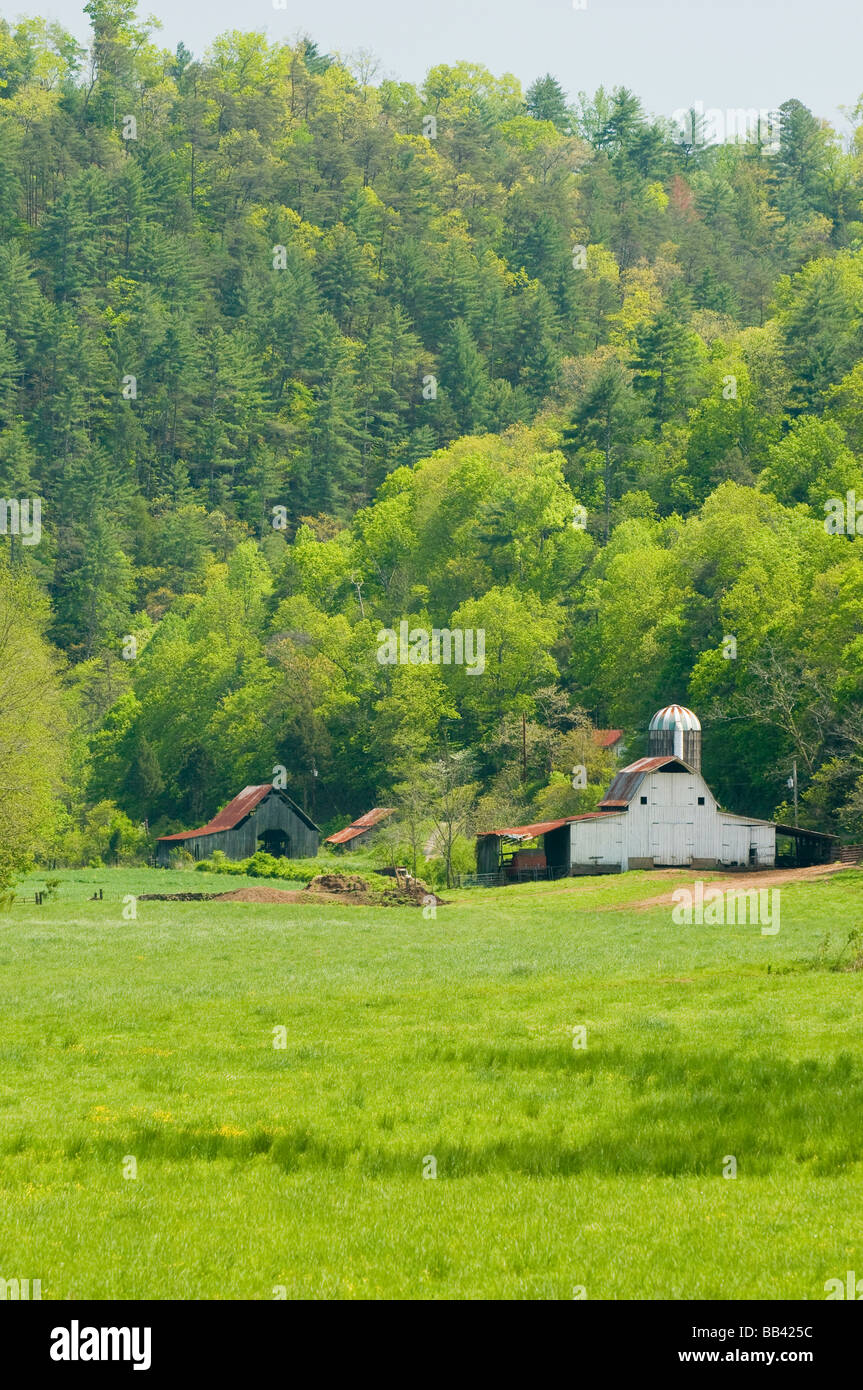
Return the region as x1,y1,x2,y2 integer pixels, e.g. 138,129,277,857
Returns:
2,1,863,874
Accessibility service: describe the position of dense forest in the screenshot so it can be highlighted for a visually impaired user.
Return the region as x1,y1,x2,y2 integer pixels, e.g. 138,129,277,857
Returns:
2,0,863,880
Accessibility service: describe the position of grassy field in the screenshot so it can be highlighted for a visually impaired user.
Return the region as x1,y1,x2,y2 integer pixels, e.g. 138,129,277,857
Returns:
1,864,862,1300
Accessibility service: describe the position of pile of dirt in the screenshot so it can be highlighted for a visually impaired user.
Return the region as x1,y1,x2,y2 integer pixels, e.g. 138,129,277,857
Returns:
212,883,371,905
212,885,311,903
139,876,447,909
401,876,442,905
306,873,369,894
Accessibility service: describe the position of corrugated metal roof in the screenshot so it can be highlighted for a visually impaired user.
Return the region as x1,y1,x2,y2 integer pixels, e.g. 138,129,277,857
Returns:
476,818,571,840
720,812,788,828
477,811,625,840
592,728,623,748
773,823,838,840
324,807,395,845
598,755,693,808
352,807,395,830
626,756,693,772
158,784,273,841
158,784,319,842
325,826,366,845
649,704,701,732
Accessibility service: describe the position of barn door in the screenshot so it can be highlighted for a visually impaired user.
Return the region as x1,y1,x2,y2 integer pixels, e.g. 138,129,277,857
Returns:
648,774,695,866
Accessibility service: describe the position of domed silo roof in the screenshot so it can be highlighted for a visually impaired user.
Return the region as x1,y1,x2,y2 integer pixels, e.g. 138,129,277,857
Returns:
648,704,701,733
647,705,702,769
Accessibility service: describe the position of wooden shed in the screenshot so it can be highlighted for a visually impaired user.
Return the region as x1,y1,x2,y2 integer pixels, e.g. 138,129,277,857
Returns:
156,784,319,865
324,807,394,852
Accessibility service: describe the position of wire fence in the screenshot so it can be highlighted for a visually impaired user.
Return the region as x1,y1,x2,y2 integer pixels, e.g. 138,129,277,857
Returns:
5,888,109,906
459,866,571,888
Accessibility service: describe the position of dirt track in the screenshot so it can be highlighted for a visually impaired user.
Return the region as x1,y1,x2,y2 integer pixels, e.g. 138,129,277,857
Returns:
603,862,849,912
461,862,851,914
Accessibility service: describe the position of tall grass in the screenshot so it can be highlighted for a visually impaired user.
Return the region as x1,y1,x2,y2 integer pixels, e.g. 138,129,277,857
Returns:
1,866,861,1298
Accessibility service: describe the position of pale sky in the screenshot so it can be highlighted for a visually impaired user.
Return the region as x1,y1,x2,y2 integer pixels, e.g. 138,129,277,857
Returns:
11,0,863,133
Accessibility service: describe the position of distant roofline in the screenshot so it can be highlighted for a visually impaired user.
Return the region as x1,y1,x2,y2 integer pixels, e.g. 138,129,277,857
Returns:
772,822,838,840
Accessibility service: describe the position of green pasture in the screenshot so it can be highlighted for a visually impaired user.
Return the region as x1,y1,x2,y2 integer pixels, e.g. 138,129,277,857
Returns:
1,866,862,1299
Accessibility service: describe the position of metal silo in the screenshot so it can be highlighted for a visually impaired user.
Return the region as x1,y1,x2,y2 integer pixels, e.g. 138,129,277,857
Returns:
648,705,702,771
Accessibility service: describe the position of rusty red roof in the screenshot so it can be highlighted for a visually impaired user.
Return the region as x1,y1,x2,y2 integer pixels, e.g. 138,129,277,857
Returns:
592,728,623,748
325,807,394,845
158,784,319,842
476,817,570,839
477,811,624,840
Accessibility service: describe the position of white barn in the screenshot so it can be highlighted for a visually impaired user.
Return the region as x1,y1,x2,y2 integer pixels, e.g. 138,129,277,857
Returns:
476,705,835,879
568,753,775,871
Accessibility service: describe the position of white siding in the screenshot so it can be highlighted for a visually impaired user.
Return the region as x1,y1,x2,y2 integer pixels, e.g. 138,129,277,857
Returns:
717,816,775,868
568,769,775,872
570,814,626,867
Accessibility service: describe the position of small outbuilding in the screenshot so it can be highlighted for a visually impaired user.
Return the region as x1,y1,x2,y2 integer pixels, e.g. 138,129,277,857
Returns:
156,784,319,865
592,728,626,759
325,807,394,851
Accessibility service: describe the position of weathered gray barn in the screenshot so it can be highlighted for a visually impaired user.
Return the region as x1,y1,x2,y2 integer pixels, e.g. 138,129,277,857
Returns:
156,784,319,865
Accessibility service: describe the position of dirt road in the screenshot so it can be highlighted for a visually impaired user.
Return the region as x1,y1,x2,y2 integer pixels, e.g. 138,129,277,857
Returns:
461,862,850,914
607,862,848,912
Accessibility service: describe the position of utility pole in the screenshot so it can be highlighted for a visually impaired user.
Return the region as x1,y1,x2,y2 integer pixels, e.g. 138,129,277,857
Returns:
787,760,798,827
522,712,527,782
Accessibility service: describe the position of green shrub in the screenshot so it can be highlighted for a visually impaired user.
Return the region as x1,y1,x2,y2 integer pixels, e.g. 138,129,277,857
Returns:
195,851,317,882
244,851,281,878
192,851,401,889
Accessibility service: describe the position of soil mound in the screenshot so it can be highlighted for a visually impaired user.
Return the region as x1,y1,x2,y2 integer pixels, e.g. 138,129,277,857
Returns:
306,873,369,894
139,875,447,909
